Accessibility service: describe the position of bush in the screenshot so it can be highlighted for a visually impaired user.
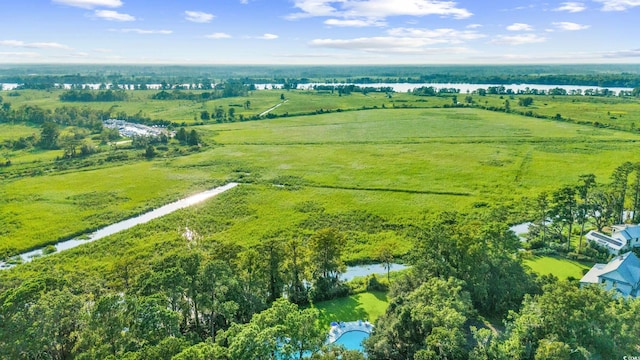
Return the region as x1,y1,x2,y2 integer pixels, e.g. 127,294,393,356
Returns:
42,245,57,255
365,275,388,292
309,278,350,302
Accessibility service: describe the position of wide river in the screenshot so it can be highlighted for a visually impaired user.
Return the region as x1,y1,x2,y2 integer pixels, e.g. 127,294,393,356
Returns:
2,82,633,94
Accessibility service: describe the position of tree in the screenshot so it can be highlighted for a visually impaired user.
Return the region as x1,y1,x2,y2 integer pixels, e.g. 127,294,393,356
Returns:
257,237,285,303
223,298,324,359
145,145,156,158
631,162,640,222
577,174,596,252
550,186,577,252
198,260,239,339
308,228,346,302
39,121,59,149
228,107,235,120
588,186,617,231
409,212,533,316
244,100,251,109
518,97,534,107
376,243,394,282
610,162,633,223
534,192,549,245
175,127,187,143
187,130,200,146
364,277,472,360
308,228,345,282
284,237,309,304
499,281,635,359
214,107,225,121
200,110,210,121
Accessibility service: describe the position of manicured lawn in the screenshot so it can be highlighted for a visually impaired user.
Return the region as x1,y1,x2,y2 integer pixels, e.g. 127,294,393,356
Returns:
524,255,592,279
313,291,389,329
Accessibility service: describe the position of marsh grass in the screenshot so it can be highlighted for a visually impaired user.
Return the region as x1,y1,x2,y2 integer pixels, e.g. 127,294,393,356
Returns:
2,91,640,262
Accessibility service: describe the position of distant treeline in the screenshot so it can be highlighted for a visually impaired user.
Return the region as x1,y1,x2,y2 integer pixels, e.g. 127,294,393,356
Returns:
151,82,251,100
3,64,640,88
313,84,394,95
412,85,640,97
59,89,128,102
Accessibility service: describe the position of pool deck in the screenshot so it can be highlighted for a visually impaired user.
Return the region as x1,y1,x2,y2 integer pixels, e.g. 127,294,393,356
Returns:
327,320,374,344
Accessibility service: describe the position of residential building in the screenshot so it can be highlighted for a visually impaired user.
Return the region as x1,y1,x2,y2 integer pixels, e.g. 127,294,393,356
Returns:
580,251,640,298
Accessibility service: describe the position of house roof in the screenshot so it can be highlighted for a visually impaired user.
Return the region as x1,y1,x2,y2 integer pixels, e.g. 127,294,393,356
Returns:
600,252,640,286
586,230,625,250
614,226,640,241
580,252,640,298
580,263,607,284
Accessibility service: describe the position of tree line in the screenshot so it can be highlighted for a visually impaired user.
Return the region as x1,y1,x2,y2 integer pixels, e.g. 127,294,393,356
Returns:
0,227,357,359
59,89,129,102
523,162,640,261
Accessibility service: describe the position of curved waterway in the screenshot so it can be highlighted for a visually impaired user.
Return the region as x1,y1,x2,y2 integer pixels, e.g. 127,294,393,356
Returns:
341,263,409,282
0,183,239,270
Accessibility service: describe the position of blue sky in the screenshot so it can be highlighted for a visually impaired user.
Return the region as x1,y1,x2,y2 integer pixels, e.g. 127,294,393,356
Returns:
1,0,639,64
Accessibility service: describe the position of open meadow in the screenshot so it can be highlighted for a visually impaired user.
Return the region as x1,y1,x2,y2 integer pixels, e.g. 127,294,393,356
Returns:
3,89,640,271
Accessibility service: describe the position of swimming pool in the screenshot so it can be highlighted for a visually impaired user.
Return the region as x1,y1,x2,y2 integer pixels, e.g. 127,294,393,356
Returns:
333,330,370,352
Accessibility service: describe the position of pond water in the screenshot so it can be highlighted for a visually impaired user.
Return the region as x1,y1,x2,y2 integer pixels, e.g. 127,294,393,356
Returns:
0,183,239,270
341,263,409,282
510,222,532,242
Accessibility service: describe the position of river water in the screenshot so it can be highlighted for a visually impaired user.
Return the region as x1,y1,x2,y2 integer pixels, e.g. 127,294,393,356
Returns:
341,263,409,282
2,82,633,94
255,83,633,94
0,183,239,270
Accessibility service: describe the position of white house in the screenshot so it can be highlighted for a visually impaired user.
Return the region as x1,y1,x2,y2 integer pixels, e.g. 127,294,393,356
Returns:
580,251,640,298
585,230,626,254
585,224,640,255
611,224,640,249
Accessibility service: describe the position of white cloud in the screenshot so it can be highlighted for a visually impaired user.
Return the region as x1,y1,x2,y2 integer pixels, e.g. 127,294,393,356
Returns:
111,28,173,34
553,21,590,30
506,23,533,31
310,26,482,54
324,18,386,27
387,27,485,43
0,40,72,50
206,32,232,39
288,0,472,20
594,0,640,11
602,48,640,58
52,0,122,9
466,23,482,29
258,33,279,40
185,11,214,23
0,52,42,60
94,48,113,53
491,34,546,45
94,10,135,21
311,36,472,54
553,2,586,12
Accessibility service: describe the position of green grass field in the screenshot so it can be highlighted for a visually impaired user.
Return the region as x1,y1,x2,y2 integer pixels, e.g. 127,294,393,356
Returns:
4,105,640,257
314,291,389,328
524,255,591,279
3,90,640,262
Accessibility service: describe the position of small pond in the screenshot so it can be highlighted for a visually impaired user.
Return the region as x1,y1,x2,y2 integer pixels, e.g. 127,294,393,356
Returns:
341,263,409,282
